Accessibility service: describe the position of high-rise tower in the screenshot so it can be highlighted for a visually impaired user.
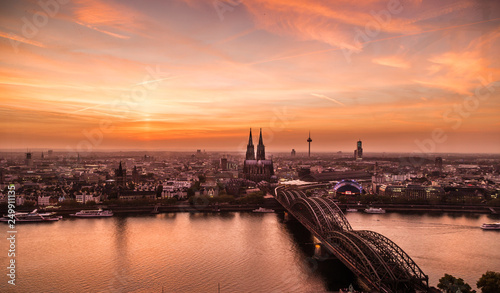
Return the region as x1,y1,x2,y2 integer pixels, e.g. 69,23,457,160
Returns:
132,165,140,183
25,151,33,166
245,128,255,160
307,131,312,157
355,140,363,160
256,128,266,160
435,157,443,172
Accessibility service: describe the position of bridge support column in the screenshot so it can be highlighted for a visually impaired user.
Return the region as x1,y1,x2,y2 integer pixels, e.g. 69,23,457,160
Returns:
313,244,336,260
313,237,336,260
313,244,323,259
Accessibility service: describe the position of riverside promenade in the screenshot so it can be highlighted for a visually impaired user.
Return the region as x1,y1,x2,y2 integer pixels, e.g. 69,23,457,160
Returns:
9,200,500,216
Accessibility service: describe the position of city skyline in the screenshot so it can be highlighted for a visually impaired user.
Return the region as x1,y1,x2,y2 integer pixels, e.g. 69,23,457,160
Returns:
1,0,500,153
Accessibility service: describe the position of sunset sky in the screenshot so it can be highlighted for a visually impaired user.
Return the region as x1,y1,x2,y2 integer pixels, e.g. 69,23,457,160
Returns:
1,0,499,154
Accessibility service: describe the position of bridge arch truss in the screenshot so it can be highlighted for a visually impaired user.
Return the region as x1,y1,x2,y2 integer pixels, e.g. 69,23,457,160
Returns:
275,186,429,292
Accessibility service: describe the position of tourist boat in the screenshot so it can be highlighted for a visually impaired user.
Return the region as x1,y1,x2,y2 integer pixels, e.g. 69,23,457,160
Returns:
346,208,358,212
252,207,275,213
364,207,386,214
70,209,113,218
0,209,62,223
480,223,500,230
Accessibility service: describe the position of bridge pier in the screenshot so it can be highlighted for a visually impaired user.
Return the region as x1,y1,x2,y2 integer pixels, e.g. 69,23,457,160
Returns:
313,237,336,260
284,211,292,222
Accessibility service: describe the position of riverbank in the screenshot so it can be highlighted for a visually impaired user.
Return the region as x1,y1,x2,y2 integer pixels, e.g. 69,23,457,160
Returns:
8,199,500,216
338,203,499,214
22,198,284,216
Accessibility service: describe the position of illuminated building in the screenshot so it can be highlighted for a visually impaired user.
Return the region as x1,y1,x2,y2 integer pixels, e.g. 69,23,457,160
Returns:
243,128,274,182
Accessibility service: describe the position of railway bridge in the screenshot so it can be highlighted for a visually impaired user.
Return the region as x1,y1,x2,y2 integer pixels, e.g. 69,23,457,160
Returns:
275,185,429,293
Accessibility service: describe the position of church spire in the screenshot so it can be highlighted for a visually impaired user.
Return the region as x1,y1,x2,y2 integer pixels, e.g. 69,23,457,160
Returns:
245,128,255,160
256,128,266,160
248,128,254,146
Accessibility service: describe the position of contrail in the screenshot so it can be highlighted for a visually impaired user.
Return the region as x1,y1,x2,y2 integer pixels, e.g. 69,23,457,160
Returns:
72,103,108,113
311,93,345,106
134,76,180,86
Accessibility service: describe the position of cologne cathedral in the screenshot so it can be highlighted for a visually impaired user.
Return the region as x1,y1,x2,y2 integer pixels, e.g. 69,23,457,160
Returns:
243,128,274,182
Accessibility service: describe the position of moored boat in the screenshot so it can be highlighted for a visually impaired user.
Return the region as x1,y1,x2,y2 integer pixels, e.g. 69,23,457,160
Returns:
364,207,386,214
0,209,62,223
70,209,113,218
346,208,358,212
480,223,500,230
252,207,275,213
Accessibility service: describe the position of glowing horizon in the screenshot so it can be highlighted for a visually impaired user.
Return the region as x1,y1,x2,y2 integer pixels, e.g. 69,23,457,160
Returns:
1,0,499,154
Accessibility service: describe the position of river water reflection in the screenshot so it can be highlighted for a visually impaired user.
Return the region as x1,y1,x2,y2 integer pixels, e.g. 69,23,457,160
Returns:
0,211,498,292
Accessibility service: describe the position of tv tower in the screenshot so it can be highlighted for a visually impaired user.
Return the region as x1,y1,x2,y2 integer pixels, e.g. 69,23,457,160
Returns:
307,131,312,157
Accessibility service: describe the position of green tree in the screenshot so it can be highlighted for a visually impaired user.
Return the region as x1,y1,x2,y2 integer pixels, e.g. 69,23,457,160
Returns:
156,185,163,198
477,271,500,293
438,274,475,293
60,200,80,207
107,190,118,199
159,197,177,205
216,182,225,192
189,195,210,207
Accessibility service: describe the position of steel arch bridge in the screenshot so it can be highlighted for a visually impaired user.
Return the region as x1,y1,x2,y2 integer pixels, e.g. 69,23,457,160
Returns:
275,185,429,293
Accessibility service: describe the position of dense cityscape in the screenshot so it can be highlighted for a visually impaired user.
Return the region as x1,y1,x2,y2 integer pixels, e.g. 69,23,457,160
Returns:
2,0,500,292
2,130,500,292
1,134,499,212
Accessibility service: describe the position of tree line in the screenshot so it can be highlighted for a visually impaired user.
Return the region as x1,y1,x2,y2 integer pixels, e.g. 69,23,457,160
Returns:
438,271,500,293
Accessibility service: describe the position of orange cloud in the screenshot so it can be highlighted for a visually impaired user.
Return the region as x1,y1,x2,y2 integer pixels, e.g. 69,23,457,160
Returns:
71,0,146,39
0,31,46,49
372,56,411,68
1,0,499,152
415,31,500,95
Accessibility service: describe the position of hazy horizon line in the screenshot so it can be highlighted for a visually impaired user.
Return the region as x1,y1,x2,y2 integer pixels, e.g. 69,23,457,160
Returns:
1,148,499,156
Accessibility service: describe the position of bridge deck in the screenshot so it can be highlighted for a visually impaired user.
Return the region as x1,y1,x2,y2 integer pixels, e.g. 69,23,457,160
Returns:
275,185,429,293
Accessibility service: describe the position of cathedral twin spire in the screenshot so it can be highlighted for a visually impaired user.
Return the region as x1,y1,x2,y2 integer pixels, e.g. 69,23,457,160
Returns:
246,128,265,160
245,129,255,160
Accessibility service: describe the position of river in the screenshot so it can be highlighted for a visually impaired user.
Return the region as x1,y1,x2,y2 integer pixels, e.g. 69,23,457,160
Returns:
1,211,499,292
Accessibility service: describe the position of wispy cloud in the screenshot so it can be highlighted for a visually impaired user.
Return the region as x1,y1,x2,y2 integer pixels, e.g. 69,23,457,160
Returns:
134,76,181,87
311,93,345,106
372,56,410,69
1,0,499,152
75,21,130,39
71,0,146,39
0,31,46,48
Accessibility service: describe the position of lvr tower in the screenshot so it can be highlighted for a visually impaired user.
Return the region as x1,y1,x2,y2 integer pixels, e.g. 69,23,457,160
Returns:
307,131,312,157
243,128,274,182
